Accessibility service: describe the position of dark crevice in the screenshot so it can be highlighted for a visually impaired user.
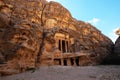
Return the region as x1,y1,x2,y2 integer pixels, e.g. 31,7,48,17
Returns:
35,3,48,66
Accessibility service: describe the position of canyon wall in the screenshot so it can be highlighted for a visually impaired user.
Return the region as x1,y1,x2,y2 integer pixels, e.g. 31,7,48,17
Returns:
0,0,113,75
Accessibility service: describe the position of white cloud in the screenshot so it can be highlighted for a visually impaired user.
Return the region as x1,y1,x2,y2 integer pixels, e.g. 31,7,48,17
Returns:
46,0,56,2
108,27,119,43
87,18,100,25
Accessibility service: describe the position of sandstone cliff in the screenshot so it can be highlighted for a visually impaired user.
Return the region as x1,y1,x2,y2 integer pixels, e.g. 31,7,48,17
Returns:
0,0,113,75
101,29,120,65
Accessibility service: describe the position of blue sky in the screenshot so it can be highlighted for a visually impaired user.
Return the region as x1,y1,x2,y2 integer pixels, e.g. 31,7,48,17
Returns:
47,0,120,42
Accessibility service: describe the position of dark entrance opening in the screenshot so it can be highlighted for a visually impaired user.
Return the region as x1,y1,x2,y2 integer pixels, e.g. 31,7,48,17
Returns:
66,41,68,52
75,57,79,66
70,58,74,66
58,40,61,51
62,40,66,53
63,59,67,66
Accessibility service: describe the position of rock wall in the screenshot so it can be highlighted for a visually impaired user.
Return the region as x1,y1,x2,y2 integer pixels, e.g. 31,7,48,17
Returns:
101,36,120,65
101,29,120,65
40,1,113,66
0,0,113,75
0,0,46,75
114,36,120,54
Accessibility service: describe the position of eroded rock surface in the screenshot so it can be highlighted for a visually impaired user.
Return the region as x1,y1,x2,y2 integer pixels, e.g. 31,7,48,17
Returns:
0,0,113,75
102,33,120,65
105,36,120,64
114,36,120,54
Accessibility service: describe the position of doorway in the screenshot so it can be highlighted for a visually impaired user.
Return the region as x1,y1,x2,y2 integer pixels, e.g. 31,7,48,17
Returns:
70,58,74,66
63,59,67,66
75,57,80,66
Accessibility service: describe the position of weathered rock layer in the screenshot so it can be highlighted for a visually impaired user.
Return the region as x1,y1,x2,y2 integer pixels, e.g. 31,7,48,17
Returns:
0,0,113,75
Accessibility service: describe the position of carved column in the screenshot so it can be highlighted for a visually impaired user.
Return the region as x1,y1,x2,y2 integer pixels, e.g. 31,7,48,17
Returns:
67,58,71,66
61,58,64,66
73,58,76,66
68,40,70,53
56,38,58,48
65,41,68,53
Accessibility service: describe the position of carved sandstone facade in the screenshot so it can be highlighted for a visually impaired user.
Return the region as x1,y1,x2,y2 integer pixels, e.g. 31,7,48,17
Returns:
0,0,113,75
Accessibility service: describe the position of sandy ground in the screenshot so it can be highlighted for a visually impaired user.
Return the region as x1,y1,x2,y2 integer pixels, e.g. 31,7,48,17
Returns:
0,65,120,80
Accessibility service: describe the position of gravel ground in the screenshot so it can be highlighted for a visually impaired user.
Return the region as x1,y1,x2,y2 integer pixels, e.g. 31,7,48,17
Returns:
0,65,120,80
